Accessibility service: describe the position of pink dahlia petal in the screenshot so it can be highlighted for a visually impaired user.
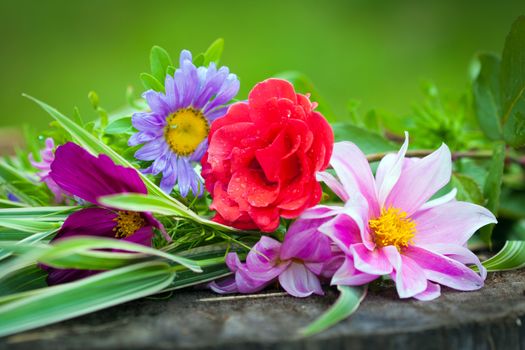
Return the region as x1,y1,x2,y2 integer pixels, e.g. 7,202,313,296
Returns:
351,244,395,275
375,132,409,207
387,253,428,299
421,243,487,280
299,205,344,220
418,188,457,211
319,214,363,255
316,171,349,202
385,143,452,216
330,142,380,216
413,281,441,301
331,257,379,286
403,246,484,291
412,201,497,247
278,262,324,297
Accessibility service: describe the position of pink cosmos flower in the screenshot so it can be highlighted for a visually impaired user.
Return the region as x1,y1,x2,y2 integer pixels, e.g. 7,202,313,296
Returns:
303,133,497,300
29,138,67,204
210,218,335,297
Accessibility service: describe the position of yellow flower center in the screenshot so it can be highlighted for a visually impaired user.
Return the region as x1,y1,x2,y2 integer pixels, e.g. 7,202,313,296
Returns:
113,211,146,238
164,108,210,156
369,207,416,250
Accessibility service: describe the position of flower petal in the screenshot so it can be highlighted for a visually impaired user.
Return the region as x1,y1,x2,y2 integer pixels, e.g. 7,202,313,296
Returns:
351,244,394,275
319,214,363,255
331,257,379,286
413,281,441,301
278,262,324,297
280,218,332,262
386,143,452,215
412,201,497,247
386,252,428,299
316,171,349,202
403,246,484,291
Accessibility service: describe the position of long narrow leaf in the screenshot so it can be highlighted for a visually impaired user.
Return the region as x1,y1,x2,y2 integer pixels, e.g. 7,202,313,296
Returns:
299,285,367,337
481,240,525,271
0,261,175,337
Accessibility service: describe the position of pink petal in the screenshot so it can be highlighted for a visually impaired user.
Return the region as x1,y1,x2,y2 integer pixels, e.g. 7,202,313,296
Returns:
299,205,343,220
375,132,409,207
421,243,487,280
385,143,452,216
413,281,441,301
330,142,380,216
316,171,349,202
412,201,497,247
278,262,324,297
351,244,395,275
331,257,379,286
319,214,362,255
418,188,457,211
387,253,428,299
403,246,484,291
209,276,238,294
280,219,332,262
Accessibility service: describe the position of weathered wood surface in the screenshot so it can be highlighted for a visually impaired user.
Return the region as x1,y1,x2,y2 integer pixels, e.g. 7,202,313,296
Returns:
2,270,525,350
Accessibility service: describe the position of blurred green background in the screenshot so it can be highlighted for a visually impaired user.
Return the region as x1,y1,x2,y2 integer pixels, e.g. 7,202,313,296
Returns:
0,0,524,131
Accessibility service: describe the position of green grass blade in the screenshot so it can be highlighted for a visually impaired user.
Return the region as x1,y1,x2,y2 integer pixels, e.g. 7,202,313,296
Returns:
481,241,525,272
299,285,367,337
0,261,175,337
0,219,61,233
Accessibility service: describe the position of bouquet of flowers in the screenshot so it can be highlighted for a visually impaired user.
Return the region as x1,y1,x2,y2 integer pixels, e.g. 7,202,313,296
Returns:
1,16,524,338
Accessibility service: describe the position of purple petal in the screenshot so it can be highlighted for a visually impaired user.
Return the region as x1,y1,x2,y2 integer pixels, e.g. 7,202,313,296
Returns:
131,112,165,131
319,214,363,255
209,276,238,294
331,257,379,286
143,90,170,115
122,226,153,246
164,75,179,111
351,244,395,275
386,143,452,216
246,236,282,272
50,143,147,205
278,262,324,297
177,157,192,197
134,138,168,161
203,75,240,113
280,218,332,262
53,207,118,241
403,246,484,291
412,201,497,247
179,49,192,65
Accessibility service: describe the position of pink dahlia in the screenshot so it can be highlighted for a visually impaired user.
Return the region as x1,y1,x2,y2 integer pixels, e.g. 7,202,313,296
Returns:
303,134,496,300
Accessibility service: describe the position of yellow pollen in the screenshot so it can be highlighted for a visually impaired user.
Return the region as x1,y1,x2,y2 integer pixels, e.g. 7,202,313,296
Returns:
113,211,146,238
164,108,210,156
369,207,416,250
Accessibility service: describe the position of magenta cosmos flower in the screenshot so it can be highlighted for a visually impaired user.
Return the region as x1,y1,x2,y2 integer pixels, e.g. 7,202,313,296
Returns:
129,50,239,197
303,134,497,300
29,137,67,204
210,217,337,297
41,142,168,285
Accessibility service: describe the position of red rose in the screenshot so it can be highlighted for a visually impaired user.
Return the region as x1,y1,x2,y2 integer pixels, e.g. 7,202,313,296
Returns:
201,78,334,232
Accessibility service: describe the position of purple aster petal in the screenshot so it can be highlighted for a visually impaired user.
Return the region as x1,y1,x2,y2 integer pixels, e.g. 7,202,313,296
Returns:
331,257,379,286
50,143,147,205
193,66,229,109
128,131,161,147
403,246,484,291
131,112,165,131
177,157,192,197
412,201,497,247
143,90,170,116
179,49,192,65
203,74,240,113
134,138,168,161
188,139,208,162
160,158,178,194
180,60,199,106
205,106,230,122
278,262,324,298
164,75,179,111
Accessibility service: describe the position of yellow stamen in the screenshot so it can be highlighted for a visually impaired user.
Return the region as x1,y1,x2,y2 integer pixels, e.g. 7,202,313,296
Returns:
164,108,209,156
113,211,146,238
369,207,416,250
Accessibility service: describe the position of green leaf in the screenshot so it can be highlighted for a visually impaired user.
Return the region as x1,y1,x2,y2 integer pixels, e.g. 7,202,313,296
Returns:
0,261,175,337
451,173,484,205
479,141,506,245
473,53,502,140
105,117,132,134
501,16,525,147
332,123,398,155
299,285,366,337
193,53,205,66
150,46,172,83
203,38,224,66
0,219,61,233
166,65,175,76
0,265,47,298
140,72,164,92
480,240,525,271
0,161,44,206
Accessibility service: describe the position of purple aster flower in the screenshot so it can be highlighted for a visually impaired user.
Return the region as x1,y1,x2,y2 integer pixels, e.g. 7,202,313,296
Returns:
129,50,240,197
42,142,168,285
210,217,335,297
29,137,68,204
